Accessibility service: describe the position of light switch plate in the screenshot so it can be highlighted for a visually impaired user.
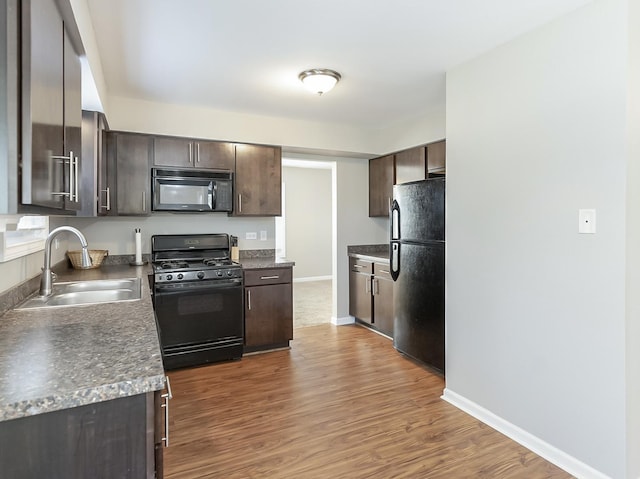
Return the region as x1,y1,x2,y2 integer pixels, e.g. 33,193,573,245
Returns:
260,230,267,241
245,232,257,240
578,209,596,234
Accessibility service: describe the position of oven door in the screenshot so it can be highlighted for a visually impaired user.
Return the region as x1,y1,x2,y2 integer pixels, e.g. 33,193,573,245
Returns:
154,278,244,368
152,176,214,211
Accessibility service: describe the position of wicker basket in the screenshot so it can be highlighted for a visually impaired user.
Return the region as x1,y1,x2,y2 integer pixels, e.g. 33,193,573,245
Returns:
67,249,108,269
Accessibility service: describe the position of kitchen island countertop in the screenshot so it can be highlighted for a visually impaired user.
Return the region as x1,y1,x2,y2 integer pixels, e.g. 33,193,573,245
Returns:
0,264,165,423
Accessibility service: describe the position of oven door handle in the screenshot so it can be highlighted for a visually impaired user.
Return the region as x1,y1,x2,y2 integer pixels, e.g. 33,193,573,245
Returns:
154,278,242,293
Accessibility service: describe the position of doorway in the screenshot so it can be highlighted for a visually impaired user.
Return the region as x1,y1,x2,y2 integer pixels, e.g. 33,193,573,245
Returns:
278,158,335,328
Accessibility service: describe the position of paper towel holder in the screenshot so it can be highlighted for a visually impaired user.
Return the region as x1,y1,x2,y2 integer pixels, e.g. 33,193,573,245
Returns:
130,227,148,266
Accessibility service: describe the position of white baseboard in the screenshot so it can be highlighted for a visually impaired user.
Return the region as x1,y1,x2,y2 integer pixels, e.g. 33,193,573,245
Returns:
441,388,610,479
293,276,332,283
332,316,355,325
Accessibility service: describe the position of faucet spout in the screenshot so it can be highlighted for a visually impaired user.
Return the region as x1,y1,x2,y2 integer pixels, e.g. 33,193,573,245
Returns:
40,226,92,296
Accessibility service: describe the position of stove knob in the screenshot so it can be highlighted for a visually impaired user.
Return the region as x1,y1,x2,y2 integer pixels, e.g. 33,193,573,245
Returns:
197,271,205,280
226,270,233,276
217,271,223,277
177,273,184,280
166,274,173,281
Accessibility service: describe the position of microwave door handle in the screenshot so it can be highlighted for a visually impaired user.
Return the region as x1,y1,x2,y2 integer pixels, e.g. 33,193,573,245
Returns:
209,181,215,209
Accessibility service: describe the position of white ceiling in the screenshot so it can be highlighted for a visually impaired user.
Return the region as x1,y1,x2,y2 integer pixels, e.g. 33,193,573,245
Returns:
85,0,593,130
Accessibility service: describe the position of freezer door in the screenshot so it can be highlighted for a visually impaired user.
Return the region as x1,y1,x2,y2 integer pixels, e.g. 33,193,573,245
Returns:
392,242,445,373
392,178,445,243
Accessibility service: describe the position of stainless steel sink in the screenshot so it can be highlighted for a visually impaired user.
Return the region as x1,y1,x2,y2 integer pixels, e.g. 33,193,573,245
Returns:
17,278,142,309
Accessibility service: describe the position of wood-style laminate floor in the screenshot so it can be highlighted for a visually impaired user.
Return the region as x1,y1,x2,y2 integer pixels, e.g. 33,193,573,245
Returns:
165,324,572,479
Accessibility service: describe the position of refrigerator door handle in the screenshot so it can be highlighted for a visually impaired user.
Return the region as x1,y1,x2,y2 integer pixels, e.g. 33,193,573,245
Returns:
390,241,400,281
391,199,400,240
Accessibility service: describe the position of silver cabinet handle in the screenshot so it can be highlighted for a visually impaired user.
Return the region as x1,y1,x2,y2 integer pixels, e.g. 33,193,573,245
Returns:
238,194,242,213
100,187,111,211
260,275,279,280
69,152,76,201
196,143,200,163
379,269,389,274
50,152,72,198
73,153,79,201
365,277,370,294
161,376,173,447
69,153,75,202
353,264,364,269
373,278,379,295
188,142,193,164
247,290,252,310
142,191,146,212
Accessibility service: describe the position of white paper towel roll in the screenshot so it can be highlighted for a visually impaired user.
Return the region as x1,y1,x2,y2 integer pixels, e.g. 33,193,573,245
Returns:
135,230,142,264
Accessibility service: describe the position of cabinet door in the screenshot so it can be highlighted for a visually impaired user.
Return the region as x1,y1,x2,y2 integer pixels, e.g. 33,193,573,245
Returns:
395,146,426,185
427,140,446,176
369,155,394,217
95,114,115,216
373,274,394,337
22,0,65,209
114,133,151,215
245,283,293,348
0,394,149,478
154,137,192,167
349,271,372,323
194,141,235,170
62,28,81,211
234,144,282,216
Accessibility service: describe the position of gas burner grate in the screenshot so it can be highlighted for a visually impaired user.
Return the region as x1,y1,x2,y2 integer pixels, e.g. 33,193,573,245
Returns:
161,261,190,270
203,258,231,267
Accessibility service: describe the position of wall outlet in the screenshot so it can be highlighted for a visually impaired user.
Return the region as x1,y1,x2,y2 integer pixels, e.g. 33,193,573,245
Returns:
578,209,596,234
260,230,267,241
245,232,257,240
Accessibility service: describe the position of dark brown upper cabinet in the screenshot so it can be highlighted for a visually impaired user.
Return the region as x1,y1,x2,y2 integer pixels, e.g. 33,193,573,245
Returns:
369,155,395,217
106,132,152,216
21,0,82,212
234,144,282,216
368,139,446,217
427,140,446,176
153,136,235,171
395,146,426,184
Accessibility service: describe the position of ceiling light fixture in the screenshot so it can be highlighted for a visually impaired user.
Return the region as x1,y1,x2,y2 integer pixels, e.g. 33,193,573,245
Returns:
298,69,341,96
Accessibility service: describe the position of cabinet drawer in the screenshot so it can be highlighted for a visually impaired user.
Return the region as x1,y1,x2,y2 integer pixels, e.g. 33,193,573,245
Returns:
244,267,292,286
373,262,392,280
349,257,373,274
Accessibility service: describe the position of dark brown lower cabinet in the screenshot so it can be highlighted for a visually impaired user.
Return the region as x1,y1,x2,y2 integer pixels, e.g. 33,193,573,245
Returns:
349,257,394,337
0,392,164,478
244,267,293,353
372,263,394,337
349,258,373,324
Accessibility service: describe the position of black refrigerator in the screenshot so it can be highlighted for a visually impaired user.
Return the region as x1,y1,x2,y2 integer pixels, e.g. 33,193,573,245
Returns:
390,178,445,373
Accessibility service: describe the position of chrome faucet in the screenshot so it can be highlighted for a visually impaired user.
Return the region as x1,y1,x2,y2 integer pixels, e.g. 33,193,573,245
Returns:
40,226,92,296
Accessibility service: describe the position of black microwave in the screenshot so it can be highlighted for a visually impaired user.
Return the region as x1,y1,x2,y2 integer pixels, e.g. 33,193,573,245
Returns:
152,168,233,212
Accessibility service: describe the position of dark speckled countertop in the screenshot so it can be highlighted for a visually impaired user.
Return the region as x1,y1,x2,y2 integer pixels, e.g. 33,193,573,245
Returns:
0,264,165,422
238,257,295,270
347,244,389,263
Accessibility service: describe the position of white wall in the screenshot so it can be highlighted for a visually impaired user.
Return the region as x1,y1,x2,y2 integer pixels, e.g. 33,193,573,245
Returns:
625,0,640,477
57,215,275,255
444,0,628,477
282,166,332,280
334,158,388,321
107,96,378,156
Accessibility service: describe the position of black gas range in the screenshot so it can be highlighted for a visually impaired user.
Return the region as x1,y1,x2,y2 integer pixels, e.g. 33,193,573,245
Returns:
151,234,244,370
